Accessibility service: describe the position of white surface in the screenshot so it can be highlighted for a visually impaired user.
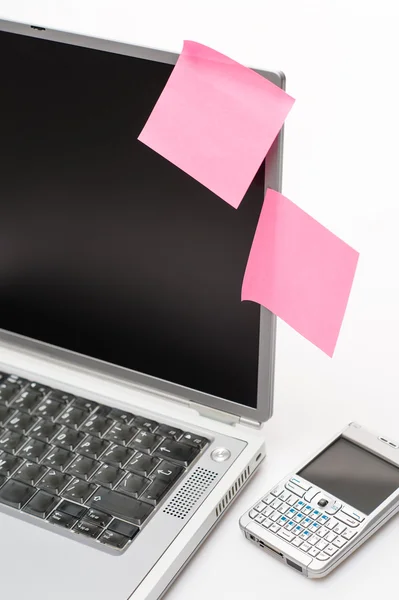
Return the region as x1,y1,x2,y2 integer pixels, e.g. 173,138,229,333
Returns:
1,0,399,597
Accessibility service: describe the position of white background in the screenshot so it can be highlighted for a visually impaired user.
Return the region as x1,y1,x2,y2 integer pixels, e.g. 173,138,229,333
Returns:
1,0,399,598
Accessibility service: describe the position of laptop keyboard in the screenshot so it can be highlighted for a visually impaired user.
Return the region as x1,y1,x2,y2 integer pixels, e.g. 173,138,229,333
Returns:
0,372,209,550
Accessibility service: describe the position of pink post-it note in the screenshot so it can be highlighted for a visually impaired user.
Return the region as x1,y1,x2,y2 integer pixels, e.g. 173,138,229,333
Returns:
138,41,295,208
242,189,359,356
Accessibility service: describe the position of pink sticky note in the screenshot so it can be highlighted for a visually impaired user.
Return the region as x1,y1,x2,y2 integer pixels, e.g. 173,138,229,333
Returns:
138,41,295,208
242,189,359,356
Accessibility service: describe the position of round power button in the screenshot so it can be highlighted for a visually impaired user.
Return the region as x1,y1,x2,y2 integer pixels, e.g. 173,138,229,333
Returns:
211,448,231,462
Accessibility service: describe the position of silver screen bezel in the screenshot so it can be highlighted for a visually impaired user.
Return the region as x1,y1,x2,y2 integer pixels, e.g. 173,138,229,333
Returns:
0,18,284,424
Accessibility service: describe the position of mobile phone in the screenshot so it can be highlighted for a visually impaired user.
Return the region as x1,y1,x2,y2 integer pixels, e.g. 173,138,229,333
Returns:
239,423,399,578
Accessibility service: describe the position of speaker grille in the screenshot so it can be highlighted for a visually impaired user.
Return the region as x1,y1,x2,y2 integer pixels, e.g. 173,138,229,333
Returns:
215,466,250,517
163,467,218,519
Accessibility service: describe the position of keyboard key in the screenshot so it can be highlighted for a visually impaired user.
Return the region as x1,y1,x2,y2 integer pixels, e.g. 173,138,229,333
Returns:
75,519,102,538
180,433,208,448
154,439,199,466
270,511,280,522
46,390,75,404
140,479,171,506
317,551,329,561
335,512,359,528
261,518,272,529
27,382,51,396
72,397,98,412
325,543,338,556
14,461,47,485
43,448,74,471
317,526,329,538
35,398,65,420
133,416,158,432
57,500,87,518
285,520,295,531
108,519,139,539
292,537,302,547
325,531,337,543
117,473,150,498
0,430,26,453
341,506,365,522
91,464,125,488
24,490,59,518
125,453,159,477
300,530,311,540
30,420,62,443
342,528,356,540
129,431,162,454
48,510,77,529
90,487,153,525
63,479,98,504
53,427,85,451
285,481,305,497
108,408,134,424
102,444,134,467
7,412,37,434
38,469,72,494
0,451,23,476
99,529,130,549
316,539,328,551
67,456,99,480
333,536,346,548
326,518,338,530
12,391,43,413
156,425,183,440
254,501,267,512
271,499,282,510
255,514,265,523
269,523,280,533
77,435,109,459
278,502,290,514
95,405,112,418
308,546,320,558
0,383,21,406
104,424,137,446
153,460,183,484
19,439,51,462
333,523,346,535
308,534,319,546
81,415,113,437
86,508,112,527
301,542,311,552
58,406,87,428
0,479,35,508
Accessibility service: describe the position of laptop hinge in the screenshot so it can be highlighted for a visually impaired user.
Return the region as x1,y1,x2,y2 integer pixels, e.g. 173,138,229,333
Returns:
192,403,262,428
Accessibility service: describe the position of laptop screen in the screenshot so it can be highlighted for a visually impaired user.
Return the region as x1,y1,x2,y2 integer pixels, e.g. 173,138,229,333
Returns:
0,29,266,409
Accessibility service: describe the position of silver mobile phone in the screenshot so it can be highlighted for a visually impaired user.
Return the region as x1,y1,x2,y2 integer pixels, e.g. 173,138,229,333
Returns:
239,423,399,578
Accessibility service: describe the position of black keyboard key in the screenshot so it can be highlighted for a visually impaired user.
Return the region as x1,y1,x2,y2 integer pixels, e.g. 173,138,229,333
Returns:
156,425,183,440
38,469,72,494
63,479,97,503
47,390,75,404
117,473,149,498
0,405,15,426
181,433,209,448
35,398,65,420
108,408,134,424
12,391,43,413
67,456,99,480
48,510,77,529
125,453,159,477
7,412,37,434
133,416,158,432
104,423,137,446
57,500,86,518
0,479,36,508
43,447,74,471
140,479,171,506
4,375,27,389
86,508,112,527
95,405,112,418
75,519,102,538
72,397,98,412
57,405,86,427
53,427,85,451
77,435,109,459
154,439,199,466
27,382,51,396
14,461,47,485
130,431,162,454
99,529,130,549
24,490,59,518
0,383,21,406
0,451,23,476
0,430,26,453
30,420,61,443
0,474,5,487
81,414,113,437
102,444,133,467
153,460,183,484
19,439,51,462
90,487,153,525
108,519,139,539
91,464,124,489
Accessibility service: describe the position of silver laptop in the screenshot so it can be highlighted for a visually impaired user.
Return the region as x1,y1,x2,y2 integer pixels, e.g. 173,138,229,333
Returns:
0,19,284,600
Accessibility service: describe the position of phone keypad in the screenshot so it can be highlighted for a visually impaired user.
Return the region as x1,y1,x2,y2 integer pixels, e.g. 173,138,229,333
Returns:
248,478,363,562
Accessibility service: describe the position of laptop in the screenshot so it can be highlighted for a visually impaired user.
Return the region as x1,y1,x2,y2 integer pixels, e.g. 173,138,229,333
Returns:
0,18,284,600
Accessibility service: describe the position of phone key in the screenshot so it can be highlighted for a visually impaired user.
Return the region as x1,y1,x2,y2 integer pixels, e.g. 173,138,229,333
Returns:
318,514,329,524
304,487,319,502
316,539,328,551
308,546,319,557
270,523,280,533
325,543,338,556
300,529,311,540
325,531,336,543
310,509,321,520
278,515,288,526
261,518,272,529
333,536,346,548
308,535,319,546
325,501,341,515
265,495,275,505
294,512,304,523
271,498,282,510
333,523,346,535
342,528,356,540
271,485,285,497
262,506,274,518
326,518,338,530
302,517,312,527
335,512,359,527
309,521,320,531
341,506,365,522
286,520,295,531
279,490,291,502
255,514,266,524
278,529,294,542
255,501,267,512
249,509,258,519
286,481,305,497
270,511,280,522
294,525,303,535
287,507,296,518
286,495,297,506
317,526,329,538
292,537,302,547
289,476,311,491
278,502,289,514
300,541,311,552
294,500,305,510
317,551,329,561
302,504,313,515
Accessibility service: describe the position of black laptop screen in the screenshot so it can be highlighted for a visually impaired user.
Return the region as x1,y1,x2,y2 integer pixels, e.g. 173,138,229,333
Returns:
0,30,266,408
